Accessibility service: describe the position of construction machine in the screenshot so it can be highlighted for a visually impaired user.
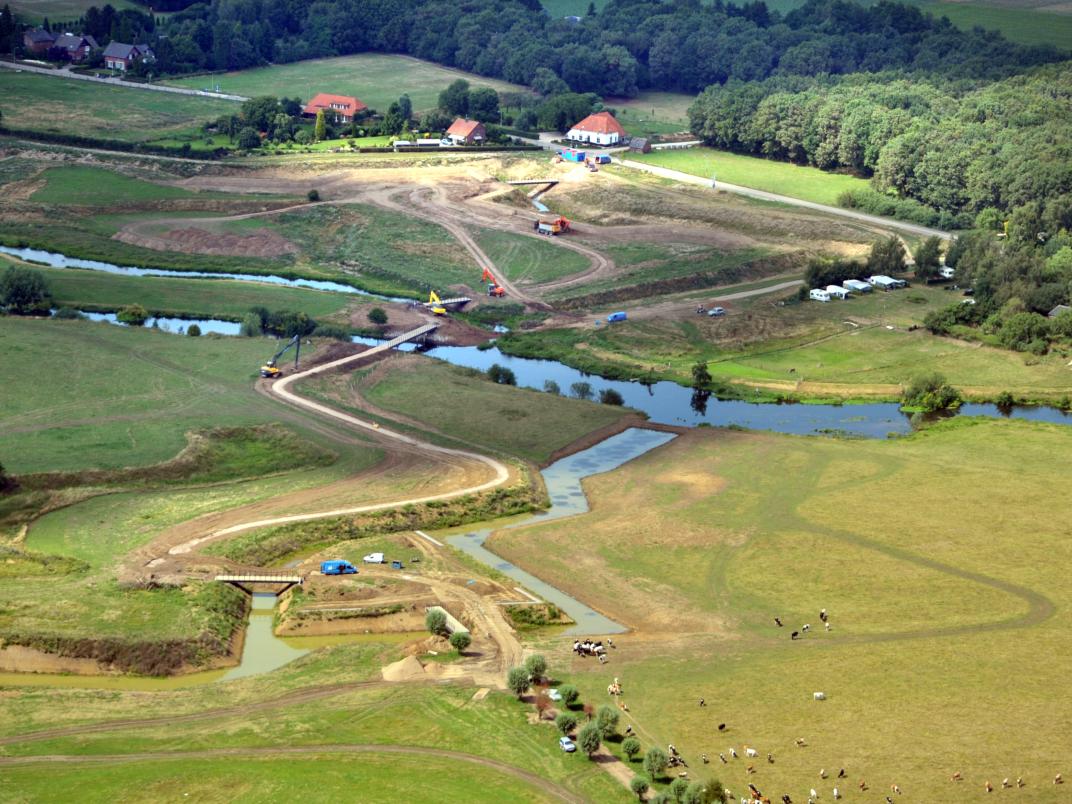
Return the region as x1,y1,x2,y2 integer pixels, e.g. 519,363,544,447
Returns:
260,334,301,378
534,215,571,236
428,290,447,315
481,268,506,297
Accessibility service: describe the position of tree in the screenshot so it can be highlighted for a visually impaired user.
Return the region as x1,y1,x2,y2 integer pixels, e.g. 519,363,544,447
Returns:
524,654,547,683
117,304,149,326
240,96,280,132
487,363,517,385
622,736,641,761
449,631,471,652
314,109,326,142
236,127,261,149
599,388,624,405
578,722,602,757
307,189,320,202
439,79,470,117
531,67,569,97
644,747,669,780
595,705,620,739
0,266,51,315
630,776,650,800
468,87,500,122
543,379,561,395
507,666,529,698
691,361,712,389
294,129,312,145
558,684,579,707
914,235,943,281
187,323,201,337
425,608,448,636
902,372,962,412
570,381,593,400
368,307,388,326
535,691,552,720
555,712,577,735
240,312,262,337
867,236,906,276
398,93,412,122
671,778,691,801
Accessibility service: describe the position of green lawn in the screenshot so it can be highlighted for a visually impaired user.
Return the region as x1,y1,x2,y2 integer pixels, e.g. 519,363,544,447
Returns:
0,71,237,143
916,0,1072,48
31,165,208,206
491,419,1072,800
610,91,694,138
27,264,352,321
166,54,529,113
629,147,872,207
308,355,631,464
474,229,592,285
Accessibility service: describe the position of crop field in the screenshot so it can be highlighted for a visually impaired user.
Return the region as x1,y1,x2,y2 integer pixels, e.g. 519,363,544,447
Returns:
490,419,1072,800
0,72,236,143
628,147,873,207
166,54,529,114
304,354,631,464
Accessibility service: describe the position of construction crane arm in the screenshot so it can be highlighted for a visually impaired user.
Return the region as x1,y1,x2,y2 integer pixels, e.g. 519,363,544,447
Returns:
264,334,301,369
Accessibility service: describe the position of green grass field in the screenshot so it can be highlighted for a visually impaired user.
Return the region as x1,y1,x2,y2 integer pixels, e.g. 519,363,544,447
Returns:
31,165,209,206
167,54,529,114
0,72,236,143
629,147,872,207
610,91,694,138
474,230,592,285
307,355,631,464
23,263,352,321
8,0,138,21
490,419,1072,800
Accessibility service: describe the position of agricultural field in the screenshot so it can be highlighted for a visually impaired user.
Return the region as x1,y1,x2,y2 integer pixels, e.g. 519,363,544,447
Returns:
475,229,592,285
489,419,1072,800
609,91,694,139
628,147,873,207
7,0,139,22
0,72,236,143
166,54,529,114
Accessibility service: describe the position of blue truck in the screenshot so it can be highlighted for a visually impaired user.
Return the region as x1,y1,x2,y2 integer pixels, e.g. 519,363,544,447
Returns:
607,311,628,323
320,560,358,575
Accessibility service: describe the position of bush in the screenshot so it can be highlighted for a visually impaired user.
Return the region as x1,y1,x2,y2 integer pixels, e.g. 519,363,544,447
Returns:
599,388,624,405
570,381,593,400
578,722,602,757
630,776,650,799
555,712,577,735
0,266,52,315
425,608,448,636
116,304,149,326
804,256,865,289
187,323,202,337
622,736,641,761
543,379,561,395
487,363,517,385
559,683,580,707
998,312,1051,352
595,704,620,739
239,312,263,337
902,372,962,412
525,654,547,683
507,666,529,698
996,390,1015,409
449,631,471,652
312,324,351,340
644,747,669,780
307,189,320,202
368,307,388,326
237,127,261,149
52,306,84,320
671,778,691,801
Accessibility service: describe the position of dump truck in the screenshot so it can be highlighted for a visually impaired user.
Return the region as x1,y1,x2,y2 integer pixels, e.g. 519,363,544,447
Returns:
321,560,358,575
534,216,571,236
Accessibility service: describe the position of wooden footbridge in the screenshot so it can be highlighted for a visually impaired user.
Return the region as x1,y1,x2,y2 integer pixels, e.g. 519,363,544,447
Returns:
420,297,471,309
215,574,303,595
381,322,440,345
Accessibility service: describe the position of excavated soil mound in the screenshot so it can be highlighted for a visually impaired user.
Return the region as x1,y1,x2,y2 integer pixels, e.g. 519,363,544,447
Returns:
381,654,427,682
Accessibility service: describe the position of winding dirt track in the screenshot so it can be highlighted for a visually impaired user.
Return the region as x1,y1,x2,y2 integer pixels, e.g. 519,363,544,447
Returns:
0,745,584,803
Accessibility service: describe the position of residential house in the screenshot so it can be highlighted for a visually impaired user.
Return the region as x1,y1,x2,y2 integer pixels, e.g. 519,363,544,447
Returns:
102,41,154,71
445,118,486,145
566,111,626,146
23,28,56,54
302,93,368,124
53,33,99,62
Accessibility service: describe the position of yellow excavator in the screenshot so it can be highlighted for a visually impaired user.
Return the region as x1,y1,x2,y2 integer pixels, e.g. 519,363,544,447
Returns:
428,290,447,316
260,334,301,378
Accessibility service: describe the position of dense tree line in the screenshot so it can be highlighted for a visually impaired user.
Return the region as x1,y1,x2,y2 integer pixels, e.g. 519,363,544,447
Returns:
690,64,1072,219
54,0,1064,93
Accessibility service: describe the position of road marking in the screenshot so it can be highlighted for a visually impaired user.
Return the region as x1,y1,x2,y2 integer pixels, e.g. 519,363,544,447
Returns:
414,530,443,547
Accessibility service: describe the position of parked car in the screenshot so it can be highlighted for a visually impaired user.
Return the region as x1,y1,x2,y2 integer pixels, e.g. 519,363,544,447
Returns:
363,552,386,564
559,736,577,753
707,307,726,317
548,689,563,702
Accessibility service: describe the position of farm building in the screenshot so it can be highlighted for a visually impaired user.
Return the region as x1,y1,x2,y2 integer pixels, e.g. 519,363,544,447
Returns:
446,118,486,145
628,137,651,153
302,93,367,124
103,41,154,71
22,28,55,54
567,111,627,146
52,33,99,62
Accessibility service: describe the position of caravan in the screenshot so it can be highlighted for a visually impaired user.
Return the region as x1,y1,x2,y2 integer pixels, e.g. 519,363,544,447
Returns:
809,289,831,303
843,279,872,293
826,285,851,299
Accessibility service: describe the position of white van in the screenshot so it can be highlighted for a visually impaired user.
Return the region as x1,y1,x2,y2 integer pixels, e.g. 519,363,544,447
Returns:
826,285,850,299
939,266,955,280
809,289,831,302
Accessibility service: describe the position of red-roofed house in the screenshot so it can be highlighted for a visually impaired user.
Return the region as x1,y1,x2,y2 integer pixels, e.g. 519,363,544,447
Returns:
445,118,486,145
302,93,368,124
567,111,626,146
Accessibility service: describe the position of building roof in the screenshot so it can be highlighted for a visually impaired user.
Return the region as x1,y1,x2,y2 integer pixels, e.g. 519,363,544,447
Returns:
446,118,485,138
25,28,56,43
54,33,98,50
570,111,626,137
303,93,367,117
103,41,152,60
1048,304,1071,318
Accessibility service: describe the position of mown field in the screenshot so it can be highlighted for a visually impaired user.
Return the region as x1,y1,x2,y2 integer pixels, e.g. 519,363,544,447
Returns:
0,72,236,143
474,229,592,285
166,54,529,114
8,0,138,21
628,147,873,207
490,419,1072,801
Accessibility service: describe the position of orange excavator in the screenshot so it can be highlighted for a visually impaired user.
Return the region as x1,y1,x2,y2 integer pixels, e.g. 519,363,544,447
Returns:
482,268,506,298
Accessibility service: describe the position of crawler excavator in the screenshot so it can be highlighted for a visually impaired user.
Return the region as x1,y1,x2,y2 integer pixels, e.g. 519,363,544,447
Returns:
260,334,301,378
481,268,506,298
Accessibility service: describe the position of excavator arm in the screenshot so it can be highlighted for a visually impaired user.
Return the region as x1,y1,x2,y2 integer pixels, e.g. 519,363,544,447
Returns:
260,334,301,378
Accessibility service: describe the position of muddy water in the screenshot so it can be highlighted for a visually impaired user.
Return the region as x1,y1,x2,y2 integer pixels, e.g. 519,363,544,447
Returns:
448,427,678,636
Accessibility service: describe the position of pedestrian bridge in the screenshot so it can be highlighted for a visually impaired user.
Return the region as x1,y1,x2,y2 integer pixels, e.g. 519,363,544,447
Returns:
420,297,471,308
215,574,303,594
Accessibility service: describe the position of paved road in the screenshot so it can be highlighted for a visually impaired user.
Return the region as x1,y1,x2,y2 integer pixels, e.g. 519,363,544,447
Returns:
0,59,247,101
619,158,952,241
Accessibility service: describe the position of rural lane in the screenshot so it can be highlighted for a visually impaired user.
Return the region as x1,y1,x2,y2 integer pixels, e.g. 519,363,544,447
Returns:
618,158,952,241
0,59,247,101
